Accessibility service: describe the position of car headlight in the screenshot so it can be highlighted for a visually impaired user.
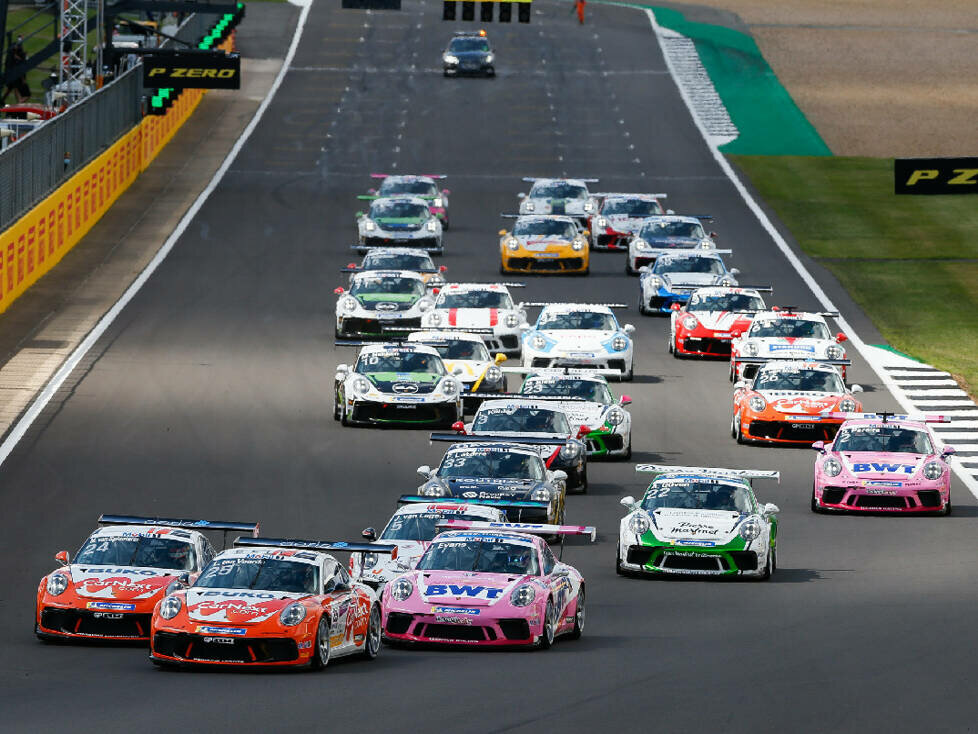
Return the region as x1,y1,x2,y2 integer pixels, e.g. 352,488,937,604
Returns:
352,377,372,397
682,315,698,331
46,574,69,596
417,297,434,312
420,482,447,497
530,487,552,502
426,221,438,232
506,237,520,251
634,238,649,251
839,397,856,413
822,457,842,477
485,53,494,64
700,240,712,249
433,196,443,207
825,344,844,360
629,513,650,535
159,595,182,620
605,407,625,426
364,220,376,231
572,239,584,251
560,442,582,460
485,365,503,383
612,336,628,352
531,334,547,350
362,552,379,570
440,377,458,395
340,296,359,314
742,341,759,357
510,584,536,607
443,54,458,64
596,217,608,228
923,461,945,480
524,202,535,212
505,313,520,328
391,577,414,601
739,516,763,541
280,602,307,627
719,277,734,287
748,395,766,412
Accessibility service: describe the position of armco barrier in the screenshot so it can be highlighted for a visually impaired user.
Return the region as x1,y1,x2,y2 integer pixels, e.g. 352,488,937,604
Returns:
0,36,231,315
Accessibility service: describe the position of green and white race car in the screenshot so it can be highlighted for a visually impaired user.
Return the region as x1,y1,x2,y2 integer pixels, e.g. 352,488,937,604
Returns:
334,343,462,427
334,270,435,339
617,465,780,579
356,196,444,253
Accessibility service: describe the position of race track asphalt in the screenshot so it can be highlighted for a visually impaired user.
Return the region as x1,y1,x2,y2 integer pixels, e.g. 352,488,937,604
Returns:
2,2,976,732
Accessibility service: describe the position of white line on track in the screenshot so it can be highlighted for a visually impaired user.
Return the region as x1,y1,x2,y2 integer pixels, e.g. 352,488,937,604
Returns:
641,6,978,501
0,0,313,470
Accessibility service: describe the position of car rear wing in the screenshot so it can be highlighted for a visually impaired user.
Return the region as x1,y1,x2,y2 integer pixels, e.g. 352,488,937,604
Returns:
383,326,496,335
734,357,851,366
468,392,587,402
233,537,397,555
519,302,628,309
636,465,781,483
768,306,840,318
826,412,951,424
398,495,550,512
368,173,446,179
350,244,443,252
334,339,401,347
341,266,443,274
721,285,773,294
430,433,569,446
437,519,597,542
522,177,599,183
593,192,667,199
500,366,620,378
98,515,259,547
439,281,526,288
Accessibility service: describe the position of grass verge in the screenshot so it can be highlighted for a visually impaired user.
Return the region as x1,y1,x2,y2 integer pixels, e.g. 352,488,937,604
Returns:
731,155,978,396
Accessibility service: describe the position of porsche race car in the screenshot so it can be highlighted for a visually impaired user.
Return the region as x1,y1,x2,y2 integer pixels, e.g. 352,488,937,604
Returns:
589,193,668,251
518,177,598,227
638,251,739,314
406,330,508,411
421,282,528,358
499,215,589,275
626,215,718,274
360,174,450,228
521,303,635,380
729,309,848,382
334,270,434,339
356,196,443,253
342,248,447,287
669,286,769,358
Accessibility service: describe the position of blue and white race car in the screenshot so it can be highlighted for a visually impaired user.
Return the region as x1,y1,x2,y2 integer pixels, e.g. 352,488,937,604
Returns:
638,251,739,314
356,196,443,253
626,215,718,274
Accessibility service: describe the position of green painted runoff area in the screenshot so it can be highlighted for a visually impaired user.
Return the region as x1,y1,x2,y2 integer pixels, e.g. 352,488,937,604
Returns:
731,155,978,395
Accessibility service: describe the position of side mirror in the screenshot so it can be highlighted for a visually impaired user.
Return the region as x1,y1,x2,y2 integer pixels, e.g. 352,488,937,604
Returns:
620,395,632,406
623,324,635,334
942,446,957,458
452,421,466,434
551,470,568,482
367,188,377,195
336,364,350,376
417,465,432,477
177,572,190,585
517,192,526,199
812,440,825,452
498,229,508,236
638,265,649,273
734,381,748,391
345,262,357,270
850,384,864,393
762,503,780,516
442,188,451,195
670,303,682,312
710,231,718,240
355,211,364,218
619,496,636,509
836,332,848,343
666,208,675,215
333,287,345,295
55,550,69,566
432,287,440,295
494,353,507,364
361,527,377,541
576,425,590,439
439,265,448,273
729,268,741,276
583,230,590,236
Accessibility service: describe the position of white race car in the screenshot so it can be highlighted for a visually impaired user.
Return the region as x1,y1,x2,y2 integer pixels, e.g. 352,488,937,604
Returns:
729,309,849,382
617,465,780,579
521,303,635,381
333,343,462,427
589,193,669,251
351,498,507,592
626,215,718,274
362,174,450,229
421,282,528,358
518,177,598,227
334,270,434,339
406,330,508,411
356,196,443,253
342,248,447,288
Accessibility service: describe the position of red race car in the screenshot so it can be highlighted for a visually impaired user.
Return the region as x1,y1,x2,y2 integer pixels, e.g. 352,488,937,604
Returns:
669,286,770,358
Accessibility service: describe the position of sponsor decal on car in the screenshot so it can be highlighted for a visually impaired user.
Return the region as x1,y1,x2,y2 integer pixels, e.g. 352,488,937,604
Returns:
196,625,249,636
86,601,137,611
425,584,504,599
432,606,480,615
852,463,915,474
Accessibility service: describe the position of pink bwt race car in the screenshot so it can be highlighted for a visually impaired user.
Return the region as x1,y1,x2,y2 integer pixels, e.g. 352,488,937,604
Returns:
381,520,595,648
811,412,956,514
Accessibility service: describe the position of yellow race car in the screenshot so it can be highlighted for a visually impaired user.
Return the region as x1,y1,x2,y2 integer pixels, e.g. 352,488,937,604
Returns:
499,215,590,275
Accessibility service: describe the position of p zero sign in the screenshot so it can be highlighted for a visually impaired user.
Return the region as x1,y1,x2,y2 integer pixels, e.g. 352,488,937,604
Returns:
894,157,978,195
142,52,241,90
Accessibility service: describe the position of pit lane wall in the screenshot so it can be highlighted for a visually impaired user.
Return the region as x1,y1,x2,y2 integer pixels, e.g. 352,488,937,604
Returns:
0,36,233,315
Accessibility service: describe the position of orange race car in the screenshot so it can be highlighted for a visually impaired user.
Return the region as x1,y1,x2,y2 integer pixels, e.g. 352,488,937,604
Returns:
35,515,259,643
732,360,863,445
150,537,393,670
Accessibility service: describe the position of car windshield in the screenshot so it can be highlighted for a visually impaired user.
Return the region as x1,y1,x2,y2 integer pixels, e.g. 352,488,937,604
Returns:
381,513,494,541
641,481,754,512
370,200,428,219
750,319,831,340
513,219,576,238
472,406,570,434
363,253,433,271
356,351,445,375
378,180,437,196
687,293,765,312
530,182,588,200
350,276,425,297
427,340,490,361
449,38,489,52
754,368,845,393
195,557,319,594
417,538,540,575
74,536,195,571
538,311,617,331
654,257,724,275
602,198,662,216
438,449,545,479
640,221,705,239
521,378,613,404
833,426,933,454
438,290,512,309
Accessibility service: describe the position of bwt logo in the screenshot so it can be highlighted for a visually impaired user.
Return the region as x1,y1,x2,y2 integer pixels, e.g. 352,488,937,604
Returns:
426,584,503,599
852,463,915,474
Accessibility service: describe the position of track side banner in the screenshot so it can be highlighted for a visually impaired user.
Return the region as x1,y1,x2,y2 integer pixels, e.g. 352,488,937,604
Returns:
894,157,978,195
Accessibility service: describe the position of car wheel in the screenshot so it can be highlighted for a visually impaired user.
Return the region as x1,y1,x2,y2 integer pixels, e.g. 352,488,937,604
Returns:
728,362,735,382
811,485,825,514
567,587,585,640
622,363,634,382
311,615,330,670
757,549,773,581
734,413,746,444
340,397,351,427
361,605,382,659
944,499,952,516
615,549,624,575
577,465,588,494
625,261,633,275
638,295,648,315
539,599,556,649
622,438,632,461
333,391,342,422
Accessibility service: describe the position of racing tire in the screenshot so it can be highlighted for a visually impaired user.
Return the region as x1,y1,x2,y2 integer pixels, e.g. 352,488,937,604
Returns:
361,605,382,660
615,550,624,575
539,599,556,649
567,587,585,640
944,500,952,516
734,412,747,444
728,362,736,382
622,439,632,461
757,550,773,581
577,465,588,494
625,262,634,275
333,393,342,422
340,398,351,427
810,486,825,514
311,615,331,670
622,363,634,382
730,412,737,438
